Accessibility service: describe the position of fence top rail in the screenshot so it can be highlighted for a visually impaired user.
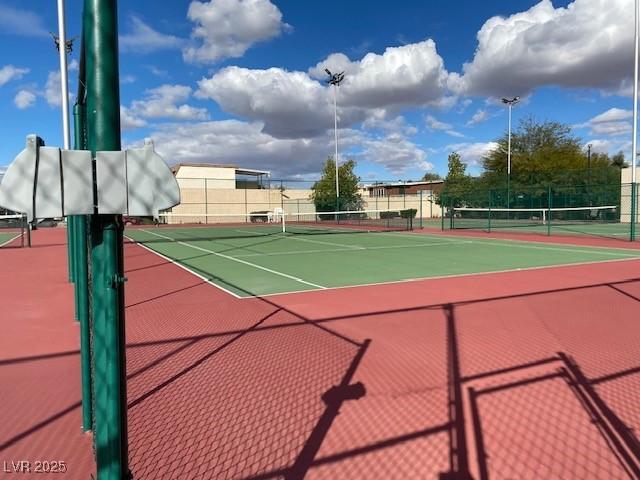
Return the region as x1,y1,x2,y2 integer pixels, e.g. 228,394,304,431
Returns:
453,205,618,213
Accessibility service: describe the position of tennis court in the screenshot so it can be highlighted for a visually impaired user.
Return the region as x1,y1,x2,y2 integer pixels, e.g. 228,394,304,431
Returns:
0,214,26,247
125,212,640,297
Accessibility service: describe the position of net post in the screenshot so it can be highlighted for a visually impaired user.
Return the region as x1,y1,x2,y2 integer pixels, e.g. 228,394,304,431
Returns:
449,197,454,229
487,205,491,233
419,190,423,229
631,182,637,242
547,185,552,236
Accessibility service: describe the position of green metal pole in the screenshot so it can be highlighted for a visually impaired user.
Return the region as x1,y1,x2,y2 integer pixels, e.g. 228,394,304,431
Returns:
84,0,128,477
547,185,552,236
68,216,75,283
419,190,423,229
74,99,92,432
631,182,637,242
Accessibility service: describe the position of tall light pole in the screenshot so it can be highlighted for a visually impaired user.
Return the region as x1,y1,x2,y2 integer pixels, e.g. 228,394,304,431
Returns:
326,68,345,210
632,0,639,240
53,0,72,150
502,96,520,210
587,144,592,205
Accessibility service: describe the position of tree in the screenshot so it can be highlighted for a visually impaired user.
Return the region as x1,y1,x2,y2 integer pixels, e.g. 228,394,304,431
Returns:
438,152,473,207
421,172,442,182
481,116,618,190
611,151,628,169
311,157,363,212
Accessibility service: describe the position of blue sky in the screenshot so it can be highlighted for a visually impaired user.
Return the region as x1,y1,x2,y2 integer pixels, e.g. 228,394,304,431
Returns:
0,0,635,180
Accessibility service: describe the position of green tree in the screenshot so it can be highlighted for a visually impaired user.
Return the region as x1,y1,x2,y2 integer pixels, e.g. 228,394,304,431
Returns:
311,157,363,212
439,152,473,207
611,151,628,168
421,172,442,181
481,116,619,190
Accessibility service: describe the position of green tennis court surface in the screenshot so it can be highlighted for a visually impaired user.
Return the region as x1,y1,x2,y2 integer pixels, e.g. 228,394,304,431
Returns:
125,226,640,297
0,232,19,246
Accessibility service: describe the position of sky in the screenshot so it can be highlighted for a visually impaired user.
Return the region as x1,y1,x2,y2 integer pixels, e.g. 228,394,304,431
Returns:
0,0,637,181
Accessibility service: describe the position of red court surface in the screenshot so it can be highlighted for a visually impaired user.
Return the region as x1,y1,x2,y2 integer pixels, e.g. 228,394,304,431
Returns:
2,227,640,479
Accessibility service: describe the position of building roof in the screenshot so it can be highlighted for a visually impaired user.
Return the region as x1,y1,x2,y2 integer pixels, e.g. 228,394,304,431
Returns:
362,180,444,188
170,163,270,176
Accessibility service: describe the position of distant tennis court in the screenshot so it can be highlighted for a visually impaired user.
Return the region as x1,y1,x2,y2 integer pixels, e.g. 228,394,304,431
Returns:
125,211,640,297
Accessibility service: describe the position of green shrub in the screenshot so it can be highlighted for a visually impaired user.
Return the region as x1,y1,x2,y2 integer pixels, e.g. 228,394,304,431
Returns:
400,208,417,218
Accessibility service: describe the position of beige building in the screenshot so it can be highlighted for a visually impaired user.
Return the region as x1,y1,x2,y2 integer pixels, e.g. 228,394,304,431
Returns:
165,163,443,223
166,163,312,223
620,167,640,223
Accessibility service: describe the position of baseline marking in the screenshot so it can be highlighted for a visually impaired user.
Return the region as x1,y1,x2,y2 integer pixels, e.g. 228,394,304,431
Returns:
231,240,473,258
141,229,327,290
125,236,243,299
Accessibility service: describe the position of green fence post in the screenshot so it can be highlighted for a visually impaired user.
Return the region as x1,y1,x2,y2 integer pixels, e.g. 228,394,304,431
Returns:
547,186,552,236
419,190,423,229
84,0,128,477
74,97,92,431
68,216,75,283
449,197,454,229
631,183,637,242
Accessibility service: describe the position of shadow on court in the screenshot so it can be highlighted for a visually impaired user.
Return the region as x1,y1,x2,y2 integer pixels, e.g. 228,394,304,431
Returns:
119,241,640,479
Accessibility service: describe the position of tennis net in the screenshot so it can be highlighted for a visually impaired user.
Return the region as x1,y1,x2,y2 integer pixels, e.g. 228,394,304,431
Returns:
0,214,27,248
449,205,619,232
133,209,414,242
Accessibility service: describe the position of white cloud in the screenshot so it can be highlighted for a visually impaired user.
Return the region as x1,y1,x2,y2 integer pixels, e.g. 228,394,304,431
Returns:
445,130,467,138
183,0,290,64
362,115,418,136
310,40,450,110
451,0,633,97
14,90,36,109
358,132,431,174
197,39,451,139
467,109,489,126
147,66,169,77
121,75,137,85
424,114,465,138
425,115,452,131
120,106,147,130
589,107,632,123
447,142,499,167
197,66,358,138
45,71,62,107
120,16,184,53
0,5,47,37
0,65,29,87
127,84,209,121
142,120,328,176
576,107,633,137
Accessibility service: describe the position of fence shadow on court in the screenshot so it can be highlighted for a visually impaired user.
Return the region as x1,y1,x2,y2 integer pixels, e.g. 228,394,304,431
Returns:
3,258,639,479
119,249,640,480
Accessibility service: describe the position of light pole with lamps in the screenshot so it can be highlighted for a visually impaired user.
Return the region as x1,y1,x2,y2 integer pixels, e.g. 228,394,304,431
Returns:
325,68,345,210
632,0,639,240
502,96,520,210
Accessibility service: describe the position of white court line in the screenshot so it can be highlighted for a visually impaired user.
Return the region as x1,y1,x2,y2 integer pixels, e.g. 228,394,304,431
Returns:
141,229,327,290
376,230,640,256
257,256,640,299
232,240,473,258
125,235,243,299
0,234,21,248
